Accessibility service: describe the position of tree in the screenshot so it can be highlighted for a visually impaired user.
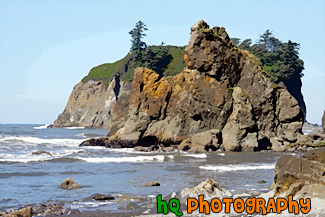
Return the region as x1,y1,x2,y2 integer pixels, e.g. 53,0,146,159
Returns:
230,38,241,46
129,20,148,53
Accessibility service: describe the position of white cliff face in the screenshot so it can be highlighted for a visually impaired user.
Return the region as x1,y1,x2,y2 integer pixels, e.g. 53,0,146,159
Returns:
54,76,130,128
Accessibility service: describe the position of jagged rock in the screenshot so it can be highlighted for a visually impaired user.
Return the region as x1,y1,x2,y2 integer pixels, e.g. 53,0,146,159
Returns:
271,148,325,197
90,194,114,201
60,177,82,190
142,181,160,187
79,20,304,152
31,150,52,156
180,178,232,201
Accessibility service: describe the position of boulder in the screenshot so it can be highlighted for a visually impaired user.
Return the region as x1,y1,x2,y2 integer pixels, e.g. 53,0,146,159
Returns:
142,181,160,187
180,178,232,201
272,148,325,197
60,177,82,190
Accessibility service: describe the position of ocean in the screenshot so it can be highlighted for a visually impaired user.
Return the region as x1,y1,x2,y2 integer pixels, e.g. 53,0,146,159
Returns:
0,124,290,213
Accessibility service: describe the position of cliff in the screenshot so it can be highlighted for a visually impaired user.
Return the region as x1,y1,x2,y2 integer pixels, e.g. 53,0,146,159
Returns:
54,46,185,128
79,20,305,151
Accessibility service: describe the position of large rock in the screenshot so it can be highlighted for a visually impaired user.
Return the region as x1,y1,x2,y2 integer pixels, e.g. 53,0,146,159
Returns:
271,148,325,197
80,20,304,151
54,76,130,128
180,178,232,201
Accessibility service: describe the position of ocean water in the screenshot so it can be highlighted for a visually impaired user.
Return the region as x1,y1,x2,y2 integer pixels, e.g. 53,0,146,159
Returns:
0,124,289,212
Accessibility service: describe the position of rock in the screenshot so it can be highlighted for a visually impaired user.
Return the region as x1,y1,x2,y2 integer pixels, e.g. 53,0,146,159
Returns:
31,150,52,156
257,180,266,184
7,206,32,217
271,148,325,197
54,77,130,128
60,177,82,190
142,181,160,187
90,193,114,201
222,87,257,151
178,138,192,151
188,145,206,153
297,134,313,144
181,178,232,201
79,137,109,147
78,20,304,152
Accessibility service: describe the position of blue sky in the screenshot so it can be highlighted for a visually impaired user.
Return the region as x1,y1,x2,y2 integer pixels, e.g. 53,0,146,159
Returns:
0,0,324,124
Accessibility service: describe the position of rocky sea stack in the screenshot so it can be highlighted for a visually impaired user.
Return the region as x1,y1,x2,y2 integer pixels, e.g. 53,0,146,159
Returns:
57,20,306,152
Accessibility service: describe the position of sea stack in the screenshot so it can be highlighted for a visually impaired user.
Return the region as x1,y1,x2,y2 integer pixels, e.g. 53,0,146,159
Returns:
79,20,304,152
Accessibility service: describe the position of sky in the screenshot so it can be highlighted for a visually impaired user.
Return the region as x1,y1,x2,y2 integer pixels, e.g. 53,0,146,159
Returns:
0,0,324,125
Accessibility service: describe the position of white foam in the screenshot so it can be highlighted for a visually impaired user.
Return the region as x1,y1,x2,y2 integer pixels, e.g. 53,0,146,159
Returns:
65,127,85,129
217,153,225,156
70,201,113,209
0,135,85,147
76,133,87,138
183,153,207,158
33,124,50,129
78,155,174,163
199,163,275,172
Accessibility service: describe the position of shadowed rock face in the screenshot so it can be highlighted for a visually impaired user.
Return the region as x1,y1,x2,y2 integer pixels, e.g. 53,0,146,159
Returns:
81,20,303,151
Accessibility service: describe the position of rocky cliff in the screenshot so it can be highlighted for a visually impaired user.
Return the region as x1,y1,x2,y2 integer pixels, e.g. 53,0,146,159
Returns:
79,20,305,151
54,76,131,128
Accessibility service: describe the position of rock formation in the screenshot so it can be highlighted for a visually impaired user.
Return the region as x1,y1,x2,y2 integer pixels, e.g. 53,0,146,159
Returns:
270,147,325,199
54,76,131,128
80,20,304,151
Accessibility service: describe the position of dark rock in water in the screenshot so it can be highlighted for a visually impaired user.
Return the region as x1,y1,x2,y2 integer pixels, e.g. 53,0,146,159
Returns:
272,147,325,196
60,177,82,190
90,193,114,201
32,150,52,156
79,137,108,146
257,180,266,184
46,124,54,128
142,181,160,187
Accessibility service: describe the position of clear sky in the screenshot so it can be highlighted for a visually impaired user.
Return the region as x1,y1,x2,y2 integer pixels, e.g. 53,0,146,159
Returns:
0,0,324,124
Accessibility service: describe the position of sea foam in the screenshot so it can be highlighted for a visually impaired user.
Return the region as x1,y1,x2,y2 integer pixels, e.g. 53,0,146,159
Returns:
199,163,275,172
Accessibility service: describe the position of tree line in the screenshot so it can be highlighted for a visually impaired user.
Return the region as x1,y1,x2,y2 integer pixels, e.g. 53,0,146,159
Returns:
231,30,304,83
128,21,304,83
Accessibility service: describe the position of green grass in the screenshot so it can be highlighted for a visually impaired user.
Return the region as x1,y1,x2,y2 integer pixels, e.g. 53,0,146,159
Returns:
81,45,186,86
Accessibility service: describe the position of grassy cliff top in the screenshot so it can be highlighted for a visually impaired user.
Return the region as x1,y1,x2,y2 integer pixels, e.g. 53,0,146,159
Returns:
81,45,185,86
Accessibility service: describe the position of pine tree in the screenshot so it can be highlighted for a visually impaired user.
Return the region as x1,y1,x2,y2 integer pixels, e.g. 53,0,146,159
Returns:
129,20,148,53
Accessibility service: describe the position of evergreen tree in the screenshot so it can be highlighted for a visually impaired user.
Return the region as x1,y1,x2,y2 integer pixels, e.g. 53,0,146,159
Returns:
129,20,148,52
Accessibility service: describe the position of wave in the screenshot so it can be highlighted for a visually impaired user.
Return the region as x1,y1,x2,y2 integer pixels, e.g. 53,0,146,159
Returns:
0,135,85,147
183,153,207,158
65,127,85,129
33,124,50,129
199,163,275,172
69,201,114,209
78,155,174,163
